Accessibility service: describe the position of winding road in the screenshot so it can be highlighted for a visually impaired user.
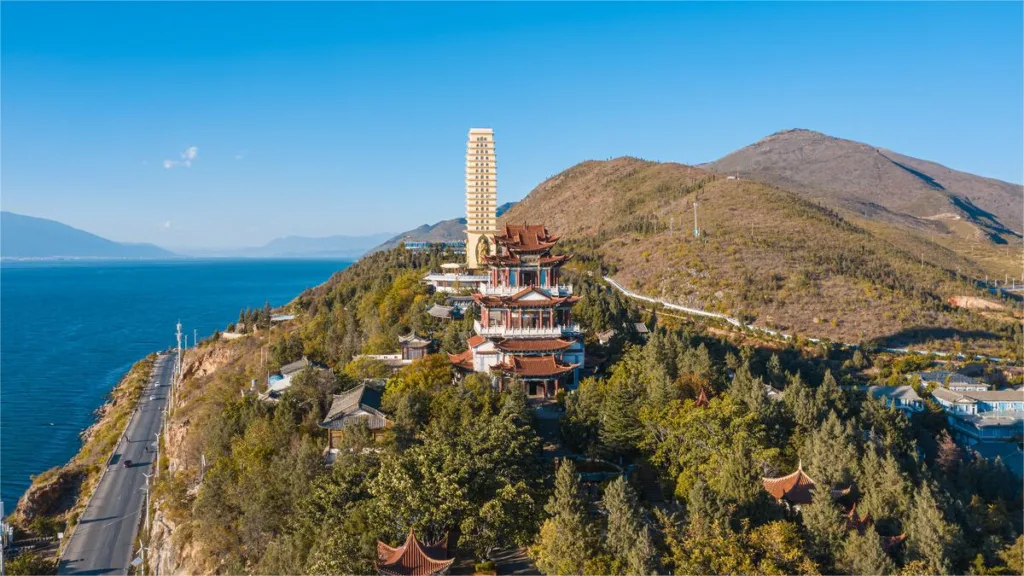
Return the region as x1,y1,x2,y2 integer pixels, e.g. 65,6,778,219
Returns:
58,352,175,575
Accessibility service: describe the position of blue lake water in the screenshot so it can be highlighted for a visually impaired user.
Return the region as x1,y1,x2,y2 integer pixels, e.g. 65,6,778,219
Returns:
0,259,350,508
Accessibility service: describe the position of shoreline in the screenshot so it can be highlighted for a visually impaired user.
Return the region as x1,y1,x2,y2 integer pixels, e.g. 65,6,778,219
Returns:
8,354,158,564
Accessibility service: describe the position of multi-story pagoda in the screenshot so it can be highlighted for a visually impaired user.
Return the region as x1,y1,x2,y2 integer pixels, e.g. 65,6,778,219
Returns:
449,224,584,398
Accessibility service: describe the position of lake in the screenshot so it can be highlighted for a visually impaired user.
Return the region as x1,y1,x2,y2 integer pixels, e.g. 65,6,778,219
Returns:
0,258,350,507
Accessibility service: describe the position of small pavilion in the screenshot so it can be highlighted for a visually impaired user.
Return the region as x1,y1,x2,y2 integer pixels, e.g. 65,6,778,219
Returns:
376,529,454,576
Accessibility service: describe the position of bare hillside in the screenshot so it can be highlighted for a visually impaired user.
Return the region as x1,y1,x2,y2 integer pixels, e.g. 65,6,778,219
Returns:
501,158,1019,354
705,129,1023,241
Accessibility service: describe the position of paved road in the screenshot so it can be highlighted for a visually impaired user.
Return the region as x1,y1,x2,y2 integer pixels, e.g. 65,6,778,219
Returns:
604,276,1009,362
58,352,175,575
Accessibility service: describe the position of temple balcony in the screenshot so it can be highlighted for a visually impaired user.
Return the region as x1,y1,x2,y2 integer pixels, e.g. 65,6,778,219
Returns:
479,284,573,297
475,320,581,338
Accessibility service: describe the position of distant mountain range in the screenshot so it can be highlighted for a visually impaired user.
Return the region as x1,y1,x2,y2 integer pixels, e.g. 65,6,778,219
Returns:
371,201,516,252
0,212,176,259
181,233,394,259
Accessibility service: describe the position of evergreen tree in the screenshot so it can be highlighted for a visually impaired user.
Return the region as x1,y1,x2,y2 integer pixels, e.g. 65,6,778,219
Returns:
802,495,848,568
839,526,897,576
533,459,594,574
599,380,642,458
856,448,912,533
766,353,784,387
816,369,845,416
785,372,819,430
602,476,655,575
686,478,728,529
906,484,959,574
803,411,858,489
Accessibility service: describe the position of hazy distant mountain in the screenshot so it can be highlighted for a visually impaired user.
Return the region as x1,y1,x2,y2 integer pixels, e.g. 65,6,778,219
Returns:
180,232,394,259
704,129,1023,241
371,201,517,252
0,212,175,259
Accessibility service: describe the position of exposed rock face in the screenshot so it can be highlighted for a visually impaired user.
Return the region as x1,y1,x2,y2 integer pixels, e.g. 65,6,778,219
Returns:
147,509,201,575
13,465,85,524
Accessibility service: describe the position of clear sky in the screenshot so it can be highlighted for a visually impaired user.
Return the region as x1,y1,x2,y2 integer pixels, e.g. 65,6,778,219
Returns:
2,2,1021,249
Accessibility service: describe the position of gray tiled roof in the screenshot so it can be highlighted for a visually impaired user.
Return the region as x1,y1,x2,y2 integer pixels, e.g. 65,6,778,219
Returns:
427,304,454,318
868,385,922,403
280,357,311,376
320,380,389,430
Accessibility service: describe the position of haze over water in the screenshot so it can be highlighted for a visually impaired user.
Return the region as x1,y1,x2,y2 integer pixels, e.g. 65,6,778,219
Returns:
0,259,350,507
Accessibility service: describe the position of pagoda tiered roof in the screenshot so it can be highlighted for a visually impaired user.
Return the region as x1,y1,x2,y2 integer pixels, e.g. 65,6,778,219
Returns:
494,224,561,254
496,355,579,377
474,287,579,309
482,253,573,266
495,338,575,352
376,529,454,576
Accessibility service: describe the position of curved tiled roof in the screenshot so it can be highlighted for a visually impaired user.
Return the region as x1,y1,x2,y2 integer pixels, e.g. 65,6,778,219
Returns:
448,349,474,371
496,355,578,377
495,338,575,352
761,463,817,504
466,335,488,348
376,530,454,576
494,224,560,253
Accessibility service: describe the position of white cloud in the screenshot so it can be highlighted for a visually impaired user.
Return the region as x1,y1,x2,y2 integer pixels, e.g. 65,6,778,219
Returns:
162,220,172,229
234,150,246,160
163,145,199,169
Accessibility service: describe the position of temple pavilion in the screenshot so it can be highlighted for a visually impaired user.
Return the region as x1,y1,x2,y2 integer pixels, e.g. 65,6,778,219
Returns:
449,224,584,398
761,462,851,509
376,529,454,576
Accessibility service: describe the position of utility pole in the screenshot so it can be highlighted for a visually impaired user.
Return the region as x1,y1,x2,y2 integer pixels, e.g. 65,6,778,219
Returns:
142,473,152,533
193,328,198,349
693,201,700,238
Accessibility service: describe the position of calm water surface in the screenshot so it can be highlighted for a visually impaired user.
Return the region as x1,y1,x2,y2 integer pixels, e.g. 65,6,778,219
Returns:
0,259,350,507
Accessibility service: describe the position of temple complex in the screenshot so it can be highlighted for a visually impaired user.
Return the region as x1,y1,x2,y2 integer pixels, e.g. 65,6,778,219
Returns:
449,223,584,398
376,530,454,576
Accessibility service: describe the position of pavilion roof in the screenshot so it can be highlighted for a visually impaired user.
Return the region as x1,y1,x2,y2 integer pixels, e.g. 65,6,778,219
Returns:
320,382,389,431
399,333,433,348
494,223,560,253
694,388,710,408
845,503,872,533
448,349,474,371
496,355,578,377
495,338,575,352
466,335,488,348
881,533,907,552
376,529,453,576
761,462,817,505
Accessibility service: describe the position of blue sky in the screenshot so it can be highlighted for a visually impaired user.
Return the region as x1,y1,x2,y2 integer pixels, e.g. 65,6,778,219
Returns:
2,2,1021,248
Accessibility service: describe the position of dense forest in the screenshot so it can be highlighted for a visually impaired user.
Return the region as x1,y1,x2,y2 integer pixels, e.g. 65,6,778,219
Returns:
128,246,1024,575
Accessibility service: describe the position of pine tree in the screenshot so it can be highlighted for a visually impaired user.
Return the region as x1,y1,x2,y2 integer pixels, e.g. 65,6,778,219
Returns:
602,476,655,575
599,381,642,458
801,495,847,568
533,459,594,575
785,372,820,430
906,484,959,574
839,526,897,575
766,353,784,387
815,369,845,416
686,478,728,529
803,411,857,489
